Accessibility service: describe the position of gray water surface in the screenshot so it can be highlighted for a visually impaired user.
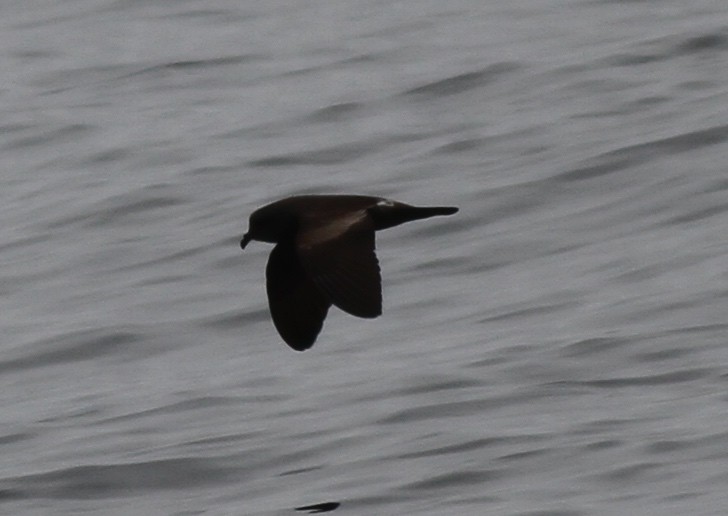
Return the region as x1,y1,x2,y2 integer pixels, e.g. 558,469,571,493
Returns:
2,1,728,515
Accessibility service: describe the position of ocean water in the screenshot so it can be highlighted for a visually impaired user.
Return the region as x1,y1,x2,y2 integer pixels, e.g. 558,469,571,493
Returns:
2,0,728,514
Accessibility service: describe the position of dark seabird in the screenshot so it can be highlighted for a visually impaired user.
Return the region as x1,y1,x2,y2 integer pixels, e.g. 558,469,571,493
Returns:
240,195,458,351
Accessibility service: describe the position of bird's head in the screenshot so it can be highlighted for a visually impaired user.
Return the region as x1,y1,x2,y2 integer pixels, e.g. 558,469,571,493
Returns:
240,204,297,249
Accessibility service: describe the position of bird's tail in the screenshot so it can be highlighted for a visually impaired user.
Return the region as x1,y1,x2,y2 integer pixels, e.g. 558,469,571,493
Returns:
411,206,459,218
370,204,458,230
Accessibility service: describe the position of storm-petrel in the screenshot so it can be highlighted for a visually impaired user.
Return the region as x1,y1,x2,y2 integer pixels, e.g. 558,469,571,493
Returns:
241,195,458,350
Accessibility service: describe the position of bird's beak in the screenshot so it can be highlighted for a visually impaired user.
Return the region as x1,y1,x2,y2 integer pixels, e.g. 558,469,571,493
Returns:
240,233,252,250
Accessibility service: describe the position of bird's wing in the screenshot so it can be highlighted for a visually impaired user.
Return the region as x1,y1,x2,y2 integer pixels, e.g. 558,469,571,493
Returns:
266,240,331,351
297,211,382,319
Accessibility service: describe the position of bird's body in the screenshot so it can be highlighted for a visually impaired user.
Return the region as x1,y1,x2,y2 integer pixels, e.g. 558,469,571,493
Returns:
241,195,458,350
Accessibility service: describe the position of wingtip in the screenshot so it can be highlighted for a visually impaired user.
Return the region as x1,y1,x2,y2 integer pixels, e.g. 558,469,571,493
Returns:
285,337,316,352
273,317,320,351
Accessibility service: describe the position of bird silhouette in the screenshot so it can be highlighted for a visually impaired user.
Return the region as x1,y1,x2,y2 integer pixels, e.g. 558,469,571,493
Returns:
241,195,458,350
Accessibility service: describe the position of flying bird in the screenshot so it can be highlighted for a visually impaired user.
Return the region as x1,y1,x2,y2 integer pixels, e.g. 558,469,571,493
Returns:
240,195,458,350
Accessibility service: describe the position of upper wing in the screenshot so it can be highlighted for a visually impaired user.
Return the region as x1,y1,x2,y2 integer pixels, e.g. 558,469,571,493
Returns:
266,240,331,351
297,212,382,319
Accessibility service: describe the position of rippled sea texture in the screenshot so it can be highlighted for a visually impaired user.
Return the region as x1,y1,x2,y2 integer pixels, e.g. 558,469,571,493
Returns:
2,1,728,515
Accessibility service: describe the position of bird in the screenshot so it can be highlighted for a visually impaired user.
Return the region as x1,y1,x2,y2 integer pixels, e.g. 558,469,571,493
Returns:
240,195,458,351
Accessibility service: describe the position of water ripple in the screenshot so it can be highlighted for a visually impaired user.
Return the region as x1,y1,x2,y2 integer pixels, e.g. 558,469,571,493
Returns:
0,458,243,499
0,329,140,374
402,62,520,98
555,123,728,182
